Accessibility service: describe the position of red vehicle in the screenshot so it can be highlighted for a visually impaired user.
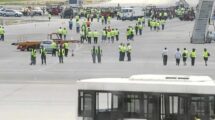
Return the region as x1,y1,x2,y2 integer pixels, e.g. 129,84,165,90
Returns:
47,5,63,15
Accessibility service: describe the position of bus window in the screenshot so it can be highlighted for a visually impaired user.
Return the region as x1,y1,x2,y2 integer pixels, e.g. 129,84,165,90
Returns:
96,92,112,112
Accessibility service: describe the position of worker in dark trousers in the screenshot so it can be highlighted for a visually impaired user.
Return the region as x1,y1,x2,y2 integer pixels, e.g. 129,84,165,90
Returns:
175,48,181,66
93,30,99,44
119,43,123,61
91,46,96,63
87,30,92,44
57,27,63,40
203,48,210,66
135,24,139,35
182,48,188,66
30,48,37,65
58,46,65,63
126,43,132,61
97,46,102,63
64,42,69,57
162,47,168,66
121,44,126,61
40,46,46,65
190,48,196,66
51,42,57,56
115,29,119,41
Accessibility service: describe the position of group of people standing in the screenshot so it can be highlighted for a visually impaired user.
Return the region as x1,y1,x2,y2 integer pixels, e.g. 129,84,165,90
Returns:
91,46,102,63
119,43,132,62
30,42,70,65
162,47,210,66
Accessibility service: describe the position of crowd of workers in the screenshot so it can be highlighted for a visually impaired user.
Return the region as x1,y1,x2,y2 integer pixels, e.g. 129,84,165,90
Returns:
0,6,211,66
162,48,210,66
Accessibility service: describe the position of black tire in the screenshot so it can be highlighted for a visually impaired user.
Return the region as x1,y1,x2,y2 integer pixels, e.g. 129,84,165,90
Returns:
3,14,6,17
15,14,18,17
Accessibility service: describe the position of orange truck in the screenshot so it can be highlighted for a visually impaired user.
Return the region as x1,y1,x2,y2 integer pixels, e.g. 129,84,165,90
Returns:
12,33,80,51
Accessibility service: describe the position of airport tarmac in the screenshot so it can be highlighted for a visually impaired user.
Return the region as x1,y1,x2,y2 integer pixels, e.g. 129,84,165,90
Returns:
0,17,215,119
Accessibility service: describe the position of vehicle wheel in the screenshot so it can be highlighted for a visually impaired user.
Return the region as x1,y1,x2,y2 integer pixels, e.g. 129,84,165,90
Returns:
3,14,6,17
15,14,18,17
0,13,2,16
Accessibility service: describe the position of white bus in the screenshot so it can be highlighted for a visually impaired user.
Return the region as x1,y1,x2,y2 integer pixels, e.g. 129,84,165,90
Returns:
77,74,215,120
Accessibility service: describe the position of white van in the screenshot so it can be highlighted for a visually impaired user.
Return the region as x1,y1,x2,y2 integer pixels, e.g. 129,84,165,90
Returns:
120,7,144,20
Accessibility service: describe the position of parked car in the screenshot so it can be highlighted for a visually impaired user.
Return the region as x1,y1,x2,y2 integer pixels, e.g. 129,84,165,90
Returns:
40,40,53,54
31,7,43,16
3,9,23,17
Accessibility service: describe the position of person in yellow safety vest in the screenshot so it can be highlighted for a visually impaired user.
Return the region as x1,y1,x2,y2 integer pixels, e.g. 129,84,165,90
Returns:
190,48,196,66
107,16,111,24
194,115,201,120
115,29,119,41
51,41,57,56
63,42,69,57
87,30,93,44
126,43,132,61
97,46,102,63
164,12,168,19
30,48,37,65
141,16,145,26
160,19,166,30
40,46,46,65
107,31,111,43
62,27,68,40
57,45,65,63
119,43,124,61
203,48,210,66
0,26,5,41
93,30,99,44
111,29,115,43
137,18,141,25
76,15,80,22
48,13,51,21
182,48,189,66
80,30,85,43
152,20,156,31
138,24,143,35
91,46,97,63
101,29,107,42
101,16,104,25
57,27,63,39
156,20,160,31
120,44,127,61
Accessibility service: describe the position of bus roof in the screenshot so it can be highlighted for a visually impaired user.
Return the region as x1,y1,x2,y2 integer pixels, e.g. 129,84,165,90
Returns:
77,74,215,95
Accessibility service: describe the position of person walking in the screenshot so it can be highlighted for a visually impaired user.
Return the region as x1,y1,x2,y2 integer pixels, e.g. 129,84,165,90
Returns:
76,21,80,33
190,48,196,66
121,44,126,61
62,27,68,40
162,47,168,66
93,30,99,44
97,46,102,63
175,48,181,66
115,29,119,41
48,13,52,21
91,46,97,63
126,43,132,61
57,27,63,39
203,48,210,66
87,30,93,44
182,48,188,66
119,43,123,61
40,46,46,65
30,48,37,65
138,24,143,35
69,18,73,30
57,45,65,63
64,42,69,57
0,26,3,41
51,41,57,56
